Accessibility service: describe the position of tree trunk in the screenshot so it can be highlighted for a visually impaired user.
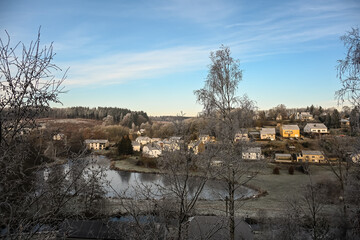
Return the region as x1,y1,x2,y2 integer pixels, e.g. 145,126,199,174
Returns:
229,180,235,240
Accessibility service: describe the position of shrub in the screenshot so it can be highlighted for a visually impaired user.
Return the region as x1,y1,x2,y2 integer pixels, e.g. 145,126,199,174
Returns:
288,166,294,175
273,167,280,175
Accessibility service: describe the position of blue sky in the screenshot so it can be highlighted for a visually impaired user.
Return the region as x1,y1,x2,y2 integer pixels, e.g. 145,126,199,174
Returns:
1,0,359,116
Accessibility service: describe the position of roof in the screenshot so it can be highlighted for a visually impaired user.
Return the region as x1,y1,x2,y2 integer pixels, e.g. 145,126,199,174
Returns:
84,139,109,144
305,123,327,129
260,128,275,134
302,150,324,155
282,125,299,130
275,153,292,157
136,136,151,141
243,147,261,153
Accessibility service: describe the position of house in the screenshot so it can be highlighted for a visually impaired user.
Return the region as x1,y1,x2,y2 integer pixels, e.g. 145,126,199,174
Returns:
135,136,151,145
142,145,162,158
248,131,260,140
162,140,180,152
188,141,205,155
280,125,300,138
303,123,328,134
260,128,276,140
169,136,182,143
53,133,66,141
136,129,146,135
274,153,293,163
198,134,210,143
276,113,283,121
296,112,314,121
234,130,249,142
84,139,109,150
341,118,350,128
297,150,326,163
242,147,262,160
151,138,161,143
132,141,141,152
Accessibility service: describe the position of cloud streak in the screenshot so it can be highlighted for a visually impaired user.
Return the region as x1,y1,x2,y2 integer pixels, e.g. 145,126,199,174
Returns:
62,46,211,86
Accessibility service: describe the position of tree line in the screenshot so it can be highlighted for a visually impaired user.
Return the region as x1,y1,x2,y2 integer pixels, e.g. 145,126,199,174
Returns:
40,106,150,127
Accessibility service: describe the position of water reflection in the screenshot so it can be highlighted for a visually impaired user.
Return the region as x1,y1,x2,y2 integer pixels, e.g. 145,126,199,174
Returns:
42,155,257,200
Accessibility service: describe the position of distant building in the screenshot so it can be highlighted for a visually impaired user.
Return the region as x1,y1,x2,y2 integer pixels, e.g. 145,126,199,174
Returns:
297,150,326,163
132,141,141,152
53,133,66,141
341,118,350,128
234,130,249,142
260,128,276,140
303,123,328,134
296,112,314,121
143,145,162,158
274,153,293,163
198,134,211,143
84,139,109,150
135,136,151,145
280,125,300,138
242,147,262,160
188,141,205,155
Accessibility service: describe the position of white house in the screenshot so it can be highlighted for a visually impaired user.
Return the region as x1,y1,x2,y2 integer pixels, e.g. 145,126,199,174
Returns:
84,139,109,150
260,128,276,140
169,136,182,143
132,141,141,152
135,136,151,145
242,147,262,160
143,145,162,158
304,123,328,134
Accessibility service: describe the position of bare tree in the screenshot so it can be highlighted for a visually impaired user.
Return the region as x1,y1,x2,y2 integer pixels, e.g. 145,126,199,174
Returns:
156,114,215,240
0,30,108,239
195,46,261,240
336,27,360,106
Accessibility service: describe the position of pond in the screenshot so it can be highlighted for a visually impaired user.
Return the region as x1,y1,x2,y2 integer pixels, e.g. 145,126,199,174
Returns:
41,155,258,201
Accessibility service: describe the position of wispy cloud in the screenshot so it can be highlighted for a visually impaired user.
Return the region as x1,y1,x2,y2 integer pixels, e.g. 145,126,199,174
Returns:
62,46,211,86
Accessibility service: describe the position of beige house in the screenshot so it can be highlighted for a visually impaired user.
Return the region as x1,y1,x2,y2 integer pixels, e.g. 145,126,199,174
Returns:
199,134,211,143
260,128,276,140
234,130,249,142
84,139,109,150
132,141,141,152
303,123,328,134
297,150,326,163
296,112,314,121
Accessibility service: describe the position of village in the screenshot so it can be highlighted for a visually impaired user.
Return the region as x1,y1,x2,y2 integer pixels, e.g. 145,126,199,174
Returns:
80,110,356,167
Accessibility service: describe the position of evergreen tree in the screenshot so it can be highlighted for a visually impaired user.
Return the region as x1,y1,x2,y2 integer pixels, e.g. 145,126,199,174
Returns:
117,135,133,155
331,109,341,128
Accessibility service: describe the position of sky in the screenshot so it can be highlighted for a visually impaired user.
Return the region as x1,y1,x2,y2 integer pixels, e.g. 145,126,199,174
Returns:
1,0,359,116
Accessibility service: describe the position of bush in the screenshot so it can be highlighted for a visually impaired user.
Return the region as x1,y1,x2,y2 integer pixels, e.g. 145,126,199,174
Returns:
301,141,310,148
288,166,294,175
273,167,280,175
